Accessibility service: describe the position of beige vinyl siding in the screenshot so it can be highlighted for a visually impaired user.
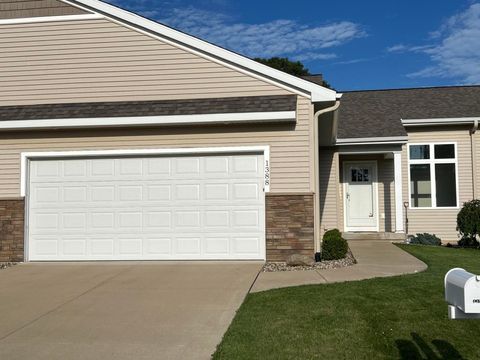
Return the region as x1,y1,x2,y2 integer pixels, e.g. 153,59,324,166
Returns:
0,0,86,19
403,126,474,241
338,155,395,232
0,97,313,196
319,148,340,234
0,18,292,106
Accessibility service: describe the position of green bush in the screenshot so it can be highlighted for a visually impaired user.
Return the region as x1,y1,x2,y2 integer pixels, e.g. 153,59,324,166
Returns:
457,199,480,248
321,229,348,260
409,233,441,246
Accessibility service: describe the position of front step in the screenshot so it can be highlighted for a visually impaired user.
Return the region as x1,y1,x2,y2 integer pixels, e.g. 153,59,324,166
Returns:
342,232,406,241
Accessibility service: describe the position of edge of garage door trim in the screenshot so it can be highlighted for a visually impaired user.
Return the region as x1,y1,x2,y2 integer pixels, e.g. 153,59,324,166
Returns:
21,145,270,261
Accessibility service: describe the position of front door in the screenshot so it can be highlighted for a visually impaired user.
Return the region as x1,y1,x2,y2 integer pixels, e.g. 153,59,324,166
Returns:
344,161,378,231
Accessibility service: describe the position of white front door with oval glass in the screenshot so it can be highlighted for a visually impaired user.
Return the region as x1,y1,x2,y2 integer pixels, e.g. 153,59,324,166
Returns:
344,161,378,232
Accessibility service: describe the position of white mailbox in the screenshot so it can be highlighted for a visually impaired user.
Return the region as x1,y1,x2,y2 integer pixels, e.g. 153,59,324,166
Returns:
445,268,480,319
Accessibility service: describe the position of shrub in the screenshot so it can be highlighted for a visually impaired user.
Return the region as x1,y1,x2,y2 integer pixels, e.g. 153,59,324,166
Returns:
321,229,348,260
409,233,442,246
457,199,480,248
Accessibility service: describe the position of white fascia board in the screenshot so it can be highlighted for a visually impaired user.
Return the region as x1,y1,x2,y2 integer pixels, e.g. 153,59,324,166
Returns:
335,136,409,145
21,145,271,196
402,117,479,126
0,14,103,25
0,111,296,131
62,0,337,102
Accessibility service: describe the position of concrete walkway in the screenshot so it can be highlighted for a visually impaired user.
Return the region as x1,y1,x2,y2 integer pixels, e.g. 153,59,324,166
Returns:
251,241,427,292
0,261,262,360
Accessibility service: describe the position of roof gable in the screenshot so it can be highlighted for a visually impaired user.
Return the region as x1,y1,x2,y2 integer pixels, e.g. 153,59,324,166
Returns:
0,17,296,106
61,0,337,102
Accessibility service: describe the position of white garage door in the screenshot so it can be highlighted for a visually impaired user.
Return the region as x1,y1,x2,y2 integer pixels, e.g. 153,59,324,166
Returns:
27,154,265,261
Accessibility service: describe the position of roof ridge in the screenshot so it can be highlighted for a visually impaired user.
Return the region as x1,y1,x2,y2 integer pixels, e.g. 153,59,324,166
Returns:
340,84,480,93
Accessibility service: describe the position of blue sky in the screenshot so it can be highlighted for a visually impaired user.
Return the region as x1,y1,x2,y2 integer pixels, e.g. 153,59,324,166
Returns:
106,0,480,91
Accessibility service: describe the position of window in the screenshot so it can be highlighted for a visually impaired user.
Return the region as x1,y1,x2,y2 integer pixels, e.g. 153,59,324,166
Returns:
408,143,458,208
351,168,370,182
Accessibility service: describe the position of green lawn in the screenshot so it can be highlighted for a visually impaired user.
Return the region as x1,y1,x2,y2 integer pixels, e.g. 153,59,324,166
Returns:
213,245,480,359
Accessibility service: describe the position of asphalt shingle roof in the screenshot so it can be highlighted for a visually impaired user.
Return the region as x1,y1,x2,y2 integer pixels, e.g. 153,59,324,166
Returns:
0,95,296,121
337,86,480,139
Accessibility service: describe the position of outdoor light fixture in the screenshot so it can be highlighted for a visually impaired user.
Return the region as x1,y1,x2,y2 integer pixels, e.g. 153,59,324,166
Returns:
445,268,480,319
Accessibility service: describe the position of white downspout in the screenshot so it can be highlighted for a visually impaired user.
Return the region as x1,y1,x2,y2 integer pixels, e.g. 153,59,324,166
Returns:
313,99,341,253
471,119,479,199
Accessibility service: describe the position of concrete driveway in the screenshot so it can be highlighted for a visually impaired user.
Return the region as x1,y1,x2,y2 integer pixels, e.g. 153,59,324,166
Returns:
0,261,261,360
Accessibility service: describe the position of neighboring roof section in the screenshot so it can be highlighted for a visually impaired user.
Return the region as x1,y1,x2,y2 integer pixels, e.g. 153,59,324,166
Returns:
63,0,337,102
337,86,480,140
0,95,296,121
301,75,324,85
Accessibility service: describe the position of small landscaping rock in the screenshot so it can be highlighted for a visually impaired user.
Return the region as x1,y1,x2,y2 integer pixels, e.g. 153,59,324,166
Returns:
263,249,356,272
0,262,17,270
286,254,315,267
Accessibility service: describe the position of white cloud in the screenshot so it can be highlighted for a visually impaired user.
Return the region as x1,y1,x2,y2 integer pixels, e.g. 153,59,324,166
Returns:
291,53,338,61
393,3,480,83
335,57,372,65
386,44,407,53
387,44,434,53
154,6,365,59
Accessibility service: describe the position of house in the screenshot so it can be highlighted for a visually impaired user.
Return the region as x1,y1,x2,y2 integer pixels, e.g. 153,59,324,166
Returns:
0,0,478,263
320,87,480,244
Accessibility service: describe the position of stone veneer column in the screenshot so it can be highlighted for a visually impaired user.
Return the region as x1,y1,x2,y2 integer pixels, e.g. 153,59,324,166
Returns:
0,199,25,262
265,194,315,262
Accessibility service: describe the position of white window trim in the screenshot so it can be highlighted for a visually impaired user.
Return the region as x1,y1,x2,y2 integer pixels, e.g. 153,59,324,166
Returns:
20,145,271,197
407,142,459,210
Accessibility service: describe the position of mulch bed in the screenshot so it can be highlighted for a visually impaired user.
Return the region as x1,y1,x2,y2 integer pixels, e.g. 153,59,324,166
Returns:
262,249,356,272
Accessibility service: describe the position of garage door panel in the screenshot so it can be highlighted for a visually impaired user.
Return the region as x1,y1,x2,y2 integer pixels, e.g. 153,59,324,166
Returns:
205,156,229,173
233,236,261,255
64,160,87,177
33,186,60,203
28,153,265,261
91,159,115,176
204,237,230,255
145,237,172,255
33,161,60,178
90,238,114,256
232,156,259,173
118,158,143,175
62,213,87,230
30,236,58,256
61,237,87,256
119,238,143,255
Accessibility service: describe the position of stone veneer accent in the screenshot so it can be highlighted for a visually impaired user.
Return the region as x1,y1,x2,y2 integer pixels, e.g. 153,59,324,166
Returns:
0,199,25,262
266,194,315,262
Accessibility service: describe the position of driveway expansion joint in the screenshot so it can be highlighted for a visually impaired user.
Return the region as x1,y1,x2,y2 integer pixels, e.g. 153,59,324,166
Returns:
315,270,329,283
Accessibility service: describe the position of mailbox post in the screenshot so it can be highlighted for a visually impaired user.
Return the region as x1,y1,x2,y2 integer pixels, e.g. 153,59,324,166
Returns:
445,268,480,319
